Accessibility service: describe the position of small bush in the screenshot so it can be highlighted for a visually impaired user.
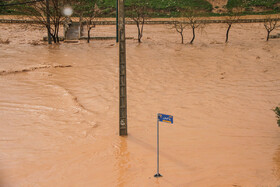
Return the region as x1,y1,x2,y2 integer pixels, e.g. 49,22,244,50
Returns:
227,0,280,10
273,106,280,127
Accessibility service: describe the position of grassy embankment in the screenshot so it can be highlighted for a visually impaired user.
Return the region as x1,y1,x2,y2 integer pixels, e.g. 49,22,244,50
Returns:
0,0,213,17
98,0,280,17
97,0,212,17
226,0,280,15
0,0,279,17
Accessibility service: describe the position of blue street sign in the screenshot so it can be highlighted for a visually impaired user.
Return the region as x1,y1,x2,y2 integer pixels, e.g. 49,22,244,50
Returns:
158,113,173,124
155,113,174,177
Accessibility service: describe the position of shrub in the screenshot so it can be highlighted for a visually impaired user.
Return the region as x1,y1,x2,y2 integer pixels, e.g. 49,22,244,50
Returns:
227,0,280,10
273,106,280,127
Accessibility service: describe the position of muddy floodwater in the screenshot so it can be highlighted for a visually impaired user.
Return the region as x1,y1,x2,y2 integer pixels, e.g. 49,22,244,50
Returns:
0,22,280,186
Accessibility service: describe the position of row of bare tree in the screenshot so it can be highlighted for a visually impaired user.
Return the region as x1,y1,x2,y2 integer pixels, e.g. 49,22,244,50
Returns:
170,14,279,44
127,1,279,44
16,0,99,43
15,0,279,44
15,0,148,44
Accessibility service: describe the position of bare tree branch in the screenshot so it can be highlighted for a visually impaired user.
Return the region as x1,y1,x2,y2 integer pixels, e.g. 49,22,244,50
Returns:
184,9,205,44
170,18,188,44
126,0,150,43
264,15,279,41
16,0,66,43
224,6,243,43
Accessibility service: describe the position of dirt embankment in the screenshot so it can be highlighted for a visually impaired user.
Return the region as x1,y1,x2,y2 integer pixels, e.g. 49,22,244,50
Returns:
206,0,228,13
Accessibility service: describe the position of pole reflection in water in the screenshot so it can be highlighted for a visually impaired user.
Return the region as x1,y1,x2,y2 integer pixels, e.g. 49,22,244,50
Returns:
115,137,130,187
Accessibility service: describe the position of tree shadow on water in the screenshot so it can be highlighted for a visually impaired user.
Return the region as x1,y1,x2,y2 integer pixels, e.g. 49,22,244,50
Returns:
115,136,130,187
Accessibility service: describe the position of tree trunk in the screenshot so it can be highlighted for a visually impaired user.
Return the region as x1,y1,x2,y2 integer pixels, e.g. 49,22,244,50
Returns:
48,25,56,43
79,14,83,37
53,22,59,43
180,32,184,44
266,30,271,41
87,28,91,43
56,23,60,43
137,22,141,43
46,25,52,44
140,18,144,42
190,27,195,44
225,24,232,43
52,35,56,43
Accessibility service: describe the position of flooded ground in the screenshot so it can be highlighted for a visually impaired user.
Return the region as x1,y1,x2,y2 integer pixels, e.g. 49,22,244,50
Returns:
0,22,280,186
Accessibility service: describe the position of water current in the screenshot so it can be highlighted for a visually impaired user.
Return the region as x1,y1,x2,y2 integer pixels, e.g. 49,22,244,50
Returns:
0,22,280,186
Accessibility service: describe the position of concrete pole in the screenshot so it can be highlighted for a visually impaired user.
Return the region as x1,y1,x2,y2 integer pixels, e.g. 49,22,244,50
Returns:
116,0,119,43
118,0,127,136
46,0,51,44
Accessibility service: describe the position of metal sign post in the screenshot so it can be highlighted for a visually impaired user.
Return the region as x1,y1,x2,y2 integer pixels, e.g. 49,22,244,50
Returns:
154,117,162,177
154,113,173,177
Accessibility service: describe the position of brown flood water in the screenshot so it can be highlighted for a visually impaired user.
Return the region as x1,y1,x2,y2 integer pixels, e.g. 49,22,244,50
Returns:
0,22,280,186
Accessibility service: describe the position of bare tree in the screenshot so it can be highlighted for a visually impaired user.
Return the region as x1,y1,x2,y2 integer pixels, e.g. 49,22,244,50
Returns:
126,0,150,43
224,7,243,43
74,0,99,43
185,9,205,44
264,16,279,41
171,18,188,44
85,19,96,43
17,0,66,43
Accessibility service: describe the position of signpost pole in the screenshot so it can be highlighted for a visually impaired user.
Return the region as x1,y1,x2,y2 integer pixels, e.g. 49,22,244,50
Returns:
154,113,173,177
154,115,162,177
157,118,160,175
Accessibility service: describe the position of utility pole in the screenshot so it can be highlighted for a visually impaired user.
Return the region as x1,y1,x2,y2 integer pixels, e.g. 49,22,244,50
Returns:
46,0,52,44
118,0,127,136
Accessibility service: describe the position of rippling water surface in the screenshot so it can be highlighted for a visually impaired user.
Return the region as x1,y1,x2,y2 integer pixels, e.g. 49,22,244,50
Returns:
0,23,280,186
